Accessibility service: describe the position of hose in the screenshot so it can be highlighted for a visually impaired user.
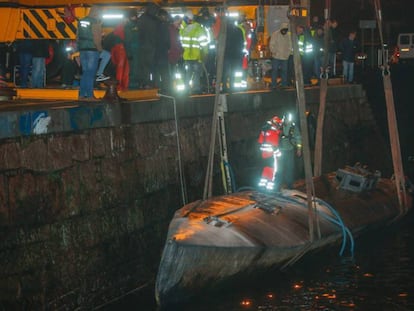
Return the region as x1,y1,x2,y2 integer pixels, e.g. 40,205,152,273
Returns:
275,192,354,257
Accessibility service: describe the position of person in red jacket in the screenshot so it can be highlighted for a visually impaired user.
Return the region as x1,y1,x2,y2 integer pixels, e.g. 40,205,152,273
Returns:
257,115,283,190
110,11,133,91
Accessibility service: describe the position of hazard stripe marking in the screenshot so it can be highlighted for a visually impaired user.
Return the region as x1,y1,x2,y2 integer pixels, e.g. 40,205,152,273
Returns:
22,11,44,38
21,9,77,39
49,9,75,38
31,9,56,38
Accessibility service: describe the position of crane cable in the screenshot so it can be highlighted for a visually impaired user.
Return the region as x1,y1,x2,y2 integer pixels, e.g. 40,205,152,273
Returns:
289,1,320,242
203,4,228,200
313,0,331,177
373,0,408,215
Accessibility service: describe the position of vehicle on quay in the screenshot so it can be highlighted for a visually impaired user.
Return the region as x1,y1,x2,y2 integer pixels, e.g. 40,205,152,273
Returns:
397,33,414,63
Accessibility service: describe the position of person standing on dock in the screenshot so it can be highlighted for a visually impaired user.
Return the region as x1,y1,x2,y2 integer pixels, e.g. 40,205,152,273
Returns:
77,6,102,100
31,39,49,88
328,19,340,77
269,22,292,89
180,10,209,94
124,9,140,89
16,40,33,88
339,30,360,84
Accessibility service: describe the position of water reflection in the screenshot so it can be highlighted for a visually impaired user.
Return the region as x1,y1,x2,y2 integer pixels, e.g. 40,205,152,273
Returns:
173,216,414,311
107,214,414,310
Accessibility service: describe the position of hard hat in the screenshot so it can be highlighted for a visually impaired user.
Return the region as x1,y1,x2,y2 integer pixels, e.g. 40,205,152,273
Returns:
271,116,283,126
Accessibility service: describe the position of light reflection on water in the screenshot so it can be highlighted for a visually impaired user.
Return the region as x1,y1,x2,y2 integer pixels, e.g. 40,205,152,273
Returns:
109,214,414,311
173,215,414,311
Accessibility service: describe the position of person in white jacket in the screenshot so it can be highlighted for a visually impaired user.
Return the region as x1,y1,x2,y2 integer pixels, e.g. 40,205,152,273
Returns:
269,22,292,88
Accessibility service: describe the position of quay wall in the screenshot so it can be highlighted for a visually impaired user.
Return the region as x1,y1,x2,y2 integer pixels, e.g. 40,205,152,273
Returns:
0,85,392,309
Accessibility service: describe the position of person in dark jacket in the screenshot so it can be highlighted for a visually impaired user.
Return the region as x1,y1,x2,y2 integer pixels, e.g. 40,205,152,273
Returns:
312,26,325,80
136,3,161,88
328,19,340,77
31,39,49,88
222,19,244,92
77,5,103,100
61,40,80,89
167,15,183,91
340,30,359,83
124,9,140,89
154,9,171,93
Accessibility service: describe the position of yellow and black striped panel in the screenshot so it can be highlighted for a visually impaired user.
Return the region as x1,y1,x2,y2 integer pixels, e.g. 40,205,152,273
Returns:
21,9,77,39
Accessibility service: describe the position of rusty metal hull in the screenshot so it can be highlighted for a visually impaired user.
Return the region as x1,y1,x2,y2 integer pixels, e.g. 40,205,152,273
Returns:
155,173,411,306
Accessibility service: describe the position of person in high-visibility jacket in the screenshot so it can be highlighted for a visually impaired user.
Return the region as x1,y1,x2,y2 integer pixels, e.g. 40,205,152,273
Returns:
180,11,209,94
258,116,283,191
236,15,248,68
236,14,250,89
223,19,244,92
296,25,313,85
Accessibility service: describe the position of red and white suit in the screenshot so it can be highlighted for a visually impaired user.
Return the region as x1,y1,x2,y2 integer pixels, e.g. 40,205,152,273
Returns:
258,121,282,189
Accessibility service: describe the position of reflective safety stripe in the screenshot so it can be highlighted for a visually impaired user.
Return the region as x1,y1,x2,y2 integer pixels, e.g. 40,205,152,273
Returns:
258,179,267,187
20,8,77,39
174,72,186,91
79,20,90,27
266,182,275,190
260,144,274,152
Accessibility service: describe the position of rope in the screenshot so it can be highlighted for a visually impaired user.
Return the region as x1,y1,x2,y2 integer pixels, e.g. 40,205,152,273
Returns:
373,0,408,215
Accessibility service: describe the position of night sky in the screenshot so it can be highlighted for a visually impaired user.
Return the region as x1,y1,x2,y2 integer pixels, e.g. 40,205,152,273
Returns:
311,0,413,44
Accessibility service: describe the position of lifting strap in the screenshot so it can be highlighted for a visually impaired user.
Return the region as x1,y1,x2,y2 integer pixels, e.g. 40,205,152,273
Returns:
289,1,320,242
203,4,228,200
314,0,331,177
374,0,408,215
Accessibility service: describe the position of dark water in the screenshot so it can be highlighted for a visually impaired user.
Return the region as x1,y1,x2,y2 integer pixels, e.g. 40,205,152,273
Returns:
106,212,414,311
